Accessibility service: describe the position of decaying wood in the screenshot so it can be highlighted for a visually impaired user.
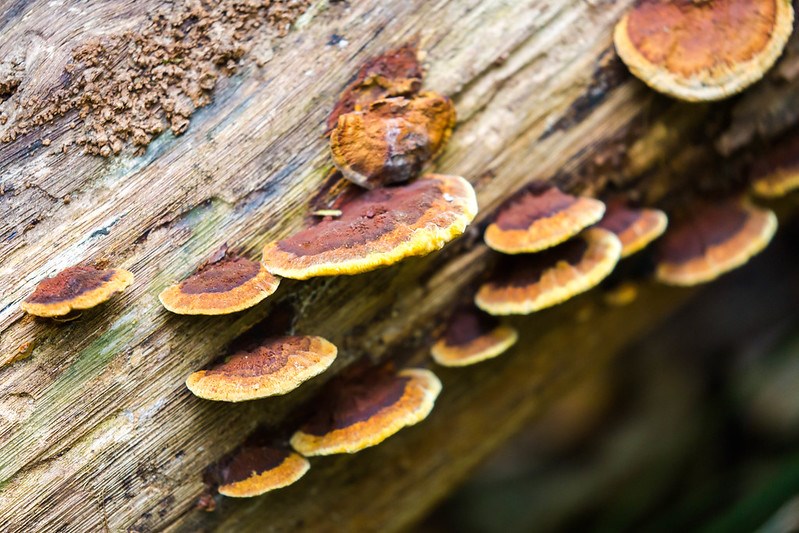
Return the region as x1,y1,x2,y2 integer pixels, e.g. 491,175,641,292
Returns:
1,0,798,531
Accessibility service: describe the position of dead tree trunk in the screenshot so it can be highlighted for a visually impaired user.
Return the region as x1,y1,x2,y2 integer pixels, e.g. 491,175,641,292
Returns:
1,0,797,531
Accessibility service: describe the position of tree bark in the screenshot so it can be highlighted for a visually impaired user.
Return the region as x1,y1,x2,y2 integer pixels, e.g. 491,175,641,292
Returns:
1,0,797,531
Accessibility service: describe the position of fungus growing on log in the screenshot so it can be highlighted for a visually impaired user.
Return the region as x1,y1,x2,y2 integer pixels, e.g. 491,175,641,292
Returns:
159,248,279,315
475,228,622,315
614,0,795,102
262,174,478,279
655,198,777,286
431,308,518,367
330,92,456,188
484,185,606,254
290,367,442,456
327,43,423,132
217,445,310,498
596,200,668,257
751,134,799,198
21,265,134,317
186,336,337,402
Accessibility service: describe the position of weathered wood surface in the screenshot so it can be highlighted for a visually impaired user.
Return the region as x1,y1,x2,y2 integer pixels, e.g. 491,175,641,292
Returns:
1,0,797,531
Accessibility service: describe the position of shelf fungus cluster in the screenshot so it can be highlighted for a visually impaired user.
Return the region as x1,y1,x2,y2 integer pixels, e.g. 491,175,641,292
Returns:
614,0,795,102
21,265,134,318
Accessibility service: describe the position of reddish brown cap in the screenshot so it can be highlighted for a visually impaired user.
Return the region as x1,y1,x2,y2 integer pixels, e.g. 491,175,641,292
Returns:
327,44,423,132
614,0,794,102
21,265,134,317
262,174,478,279
656,198,777,286
330,92,456,188
596,200,668,257
159,252,279,315
751,134,799,198
475,228,622,315
431,309,518,367
484,186,606,254
217,445,310,498
186,336,337,402
290,367,442,456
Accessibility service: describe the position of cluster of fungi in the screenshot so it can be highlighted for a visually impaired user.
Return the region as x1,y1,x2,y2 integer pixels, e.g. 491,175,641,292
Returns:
17,0,799,506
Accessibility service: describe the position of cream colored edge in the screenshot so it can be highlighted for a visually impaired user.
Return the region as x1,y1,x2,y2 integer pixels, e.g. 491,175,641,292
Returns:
431,326,519,367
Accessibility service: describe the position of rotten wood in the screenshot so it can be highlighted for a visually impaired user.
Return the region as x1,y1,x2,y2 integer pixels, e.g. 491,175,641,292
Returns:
1,0,798,531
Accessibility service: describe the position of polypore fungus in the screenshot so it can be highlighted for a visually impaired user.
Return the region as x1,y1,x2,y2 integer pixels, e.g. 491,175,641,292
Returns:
751,134,799,198
262,174,478,279
484,185,606,254
596,200,668,257
217,445,310,497
21,265,134,317
431,308,518,367
614,0,795,102
186,336,337,402
159,248,279,315
330,92,456,188
475,228,622,315
655,198,777,286
290,366,442,456
327,43,423,132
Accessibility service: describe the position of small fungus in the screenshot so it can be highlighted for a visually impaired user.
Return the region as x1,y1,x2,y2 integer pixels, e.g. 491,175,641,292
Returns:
262,174,478,279
159,250,279,315
290,367,442,456
475,228,622,315
655,198,777,286
21,265,134,317
751,134,799,198
330,92,456,188
614,0,795,102
431,308,518,367
217,445,309,497
186,336,337,402
484,185,606,254
327,43,423,132
596,200,668,257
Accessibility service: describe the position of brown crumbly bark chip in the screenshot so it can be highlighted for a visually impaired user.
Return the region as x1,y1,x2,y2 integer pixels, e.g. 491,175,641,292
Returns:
614,0,794,101
22,265,134,317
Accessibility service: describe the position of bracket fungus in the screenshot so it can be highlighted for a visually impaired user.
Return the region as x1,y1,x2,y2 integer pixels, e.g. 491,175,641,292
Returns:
614,0,795,102
596,200,668,258
475,228,622,316
655,198,777,286
262,174,478,279
186,336,337,402
159,250,279,315
21,265,134,318
750,134,799,198
327,43,423,132
431,308,518,367
290,367,442,456
217,445,310,498
484,186,606,254
330,92,456,188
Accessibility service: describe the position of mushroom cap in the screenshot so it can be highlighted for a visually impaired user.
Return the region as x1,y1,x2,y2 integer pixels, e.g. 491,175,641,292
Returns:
484,186,606,254
751,134,799,198
290,367,442,456
218,446,310,498
186,336,338,402
262,174,478,279
597,201,668,257
21,265,134,317
656,198,777,286
614,0,795,102
159,256,279,315
475,228,622,316
330,92,457,188
327,43,423,132
431,309,518,367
